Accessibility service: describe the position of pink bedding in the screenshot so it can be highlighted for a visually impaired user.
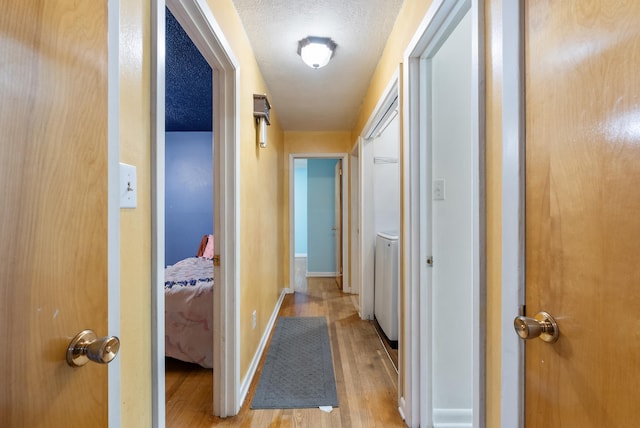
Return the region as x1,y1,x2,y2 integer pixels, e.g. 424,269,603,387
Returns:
164,257,214,368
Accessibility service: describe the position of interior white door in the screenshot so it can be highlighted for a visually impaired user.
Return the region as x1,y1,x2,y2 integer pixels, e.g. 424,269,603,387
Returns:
424,9,474,425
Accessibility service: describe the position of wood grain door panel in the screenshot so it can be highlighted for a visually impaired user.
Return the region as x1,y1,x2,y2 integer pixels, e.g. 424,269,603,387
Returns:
0,0,109,425
525,0,640,426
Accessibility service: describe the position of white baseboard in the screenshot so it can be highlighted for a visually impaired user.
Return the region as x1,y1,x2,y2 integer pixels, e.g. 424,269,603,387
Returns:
306,271,338,277
398,396,407,422
239,287,289,405
433,408,472,428
294,253,307,258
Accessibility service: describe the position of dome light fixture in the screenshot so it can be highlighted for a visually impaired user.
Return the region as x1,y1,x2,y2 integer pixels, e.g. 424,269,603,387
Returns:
297,36,337,69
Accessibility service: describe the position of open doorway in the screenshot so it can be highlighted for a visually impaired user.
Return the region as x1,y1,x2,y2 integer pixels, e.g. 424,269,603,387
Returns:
358,75,401,373
404,0,485,425
152,0,241,422
289,154,349,294
163,4,215,416
358,78,400,322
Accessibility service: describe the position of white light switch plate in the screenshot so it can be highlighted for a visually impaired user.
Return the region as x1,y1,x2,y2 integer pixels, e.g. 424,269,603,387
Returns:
119,162,137,208
433,178,445,200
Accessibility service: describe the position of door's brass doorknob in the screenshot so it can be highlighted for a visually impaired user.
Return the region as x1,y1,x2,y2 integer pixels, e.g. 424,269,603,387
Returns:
66,329,120,367
513,311,559,343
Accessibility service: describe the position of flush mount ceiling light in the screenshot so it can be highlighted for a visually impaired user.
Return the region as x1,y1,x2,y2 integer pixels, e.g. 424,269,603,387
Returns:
297,36,337,69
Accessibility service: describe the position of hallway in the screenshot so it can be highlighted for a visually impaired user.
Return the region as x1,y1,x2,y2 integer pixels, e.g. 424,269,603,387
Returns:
165,278,404,427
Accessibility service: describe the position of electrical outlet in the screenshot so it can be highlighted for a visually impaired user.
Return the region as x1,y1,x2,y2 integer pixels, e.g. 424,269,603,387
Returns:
252,310,257,329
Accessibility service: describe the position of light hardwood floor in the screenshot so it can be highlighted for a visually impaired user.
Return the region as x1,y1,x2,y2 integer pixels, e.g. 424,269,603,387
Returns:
165,277,405,427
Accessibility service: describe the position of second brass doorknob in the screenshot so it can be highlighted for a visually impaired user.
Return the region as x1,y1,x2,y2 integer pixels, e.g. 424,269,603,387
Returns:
67,329,120,367
513,311,559,343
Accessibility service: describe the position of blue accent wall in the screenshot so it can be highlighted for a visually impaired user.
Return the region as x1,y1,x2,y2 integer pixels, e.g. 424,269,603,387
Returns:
294,160,308,255
165,132,213,266
307,159,339,273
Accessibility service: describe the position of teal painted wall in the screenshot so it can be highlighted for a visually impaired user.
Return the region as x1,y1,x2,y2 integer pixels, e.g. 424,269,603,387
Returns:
294,159,308,255
307,159,339,273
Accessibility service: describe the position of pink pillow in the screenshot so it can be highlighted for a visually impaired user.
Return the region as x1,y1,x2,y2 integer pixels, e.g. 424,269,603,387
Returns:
202,234,214,259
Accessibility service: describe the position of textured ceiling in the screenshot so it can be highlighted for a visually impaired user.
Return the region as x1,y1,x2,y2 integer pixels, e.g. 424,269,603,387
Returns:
165,1,404,133
166,8,212,132
232,0,404,131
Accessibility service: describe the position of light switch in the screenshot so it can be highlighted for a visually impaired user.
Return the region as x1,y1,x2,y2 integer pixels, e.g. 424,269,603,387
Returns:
433,178,445,200
119,163,137,209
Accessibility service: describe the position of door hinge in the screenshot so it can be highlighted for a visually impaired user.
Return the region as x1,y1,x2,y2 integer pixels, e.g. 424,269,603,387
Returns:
339,168,343,176
426,256,433,267
213,255,221,266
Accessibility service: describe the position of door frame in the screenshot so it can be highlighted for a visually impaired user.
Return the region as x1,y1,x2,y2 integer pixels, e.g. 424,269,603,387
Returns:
289,153,349,291
403,0,485,426
108,0,121,425
500,0,525,426
334,159,344,289
358,70,401,410
350,142,361,296
358,72,399,322
151,0,241,424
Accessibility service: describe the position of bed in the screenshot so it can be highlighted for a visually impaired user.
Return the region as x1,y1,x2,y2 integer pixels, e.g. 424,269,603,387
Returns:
164,234,214,368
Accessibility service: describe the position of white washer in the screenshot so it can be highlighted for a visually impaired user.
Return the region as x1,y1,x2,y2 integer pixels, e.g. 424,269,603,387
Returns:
374,231,399,341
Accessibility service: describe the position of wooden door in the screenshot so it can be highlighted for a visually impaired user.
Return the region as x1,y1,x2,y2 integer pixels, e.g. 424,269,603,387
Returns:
334,160,343,290
0,1,110,425
524,0,640,426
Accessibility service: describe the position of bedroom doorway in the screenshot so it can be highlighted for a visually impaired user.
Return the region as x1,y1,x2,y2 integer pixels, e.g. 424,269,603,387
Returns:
163,1,216,410
165,8,213,267
289,154,349,294
153,0,241,423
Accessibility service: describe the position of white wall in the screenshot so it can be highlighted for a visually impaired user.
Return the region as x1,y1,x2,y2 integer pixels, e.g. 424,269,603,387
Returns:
350,146,361,295
373,114,401,236
430,10,473,420
361,139,375,319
